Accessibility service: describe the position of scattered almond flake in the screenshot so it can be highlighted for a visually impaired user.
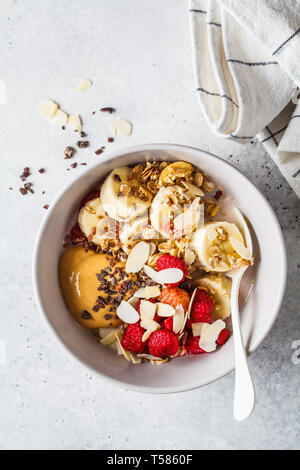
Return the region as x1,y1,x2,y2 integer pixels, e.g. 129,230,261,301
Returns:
149,242,156,256
116,300,140,324
100,331,117,346
207,228,218,241
130,353,142,364
156,303,176,317
114,331,131,360
145,285,161,298
109,121,118,135
137,353,162,360
125,241,150,273
39,99,58,118
52,109,68,125
98,327,118,339
173,304,185,334
192,322,210,337
229,236,251,260
140,300,156,328
127,296,140,309
184,248,196,265
142,320,160,342
173,197,202,235
117,119,132,136
156,268,183,285
143,264,161,283
182,180,204,196
76,78,92,92
150,358,169,365
199,319,226,352
68,114,82,132
187,288,198,319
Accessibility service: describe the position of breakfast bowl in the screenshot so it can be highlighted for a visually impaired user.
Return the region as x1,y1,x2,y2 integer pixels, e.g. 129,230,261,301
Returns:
33,144,287,393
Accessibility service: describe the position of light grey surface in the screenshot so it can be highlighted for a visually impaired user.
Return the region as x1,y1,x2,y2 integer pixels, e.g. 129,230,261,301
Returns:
0,0,299,450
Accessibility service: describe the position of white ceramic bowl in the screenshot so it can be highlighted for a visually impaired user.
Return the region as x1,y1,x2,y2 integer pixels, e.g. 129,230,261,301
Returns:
33,144,287,393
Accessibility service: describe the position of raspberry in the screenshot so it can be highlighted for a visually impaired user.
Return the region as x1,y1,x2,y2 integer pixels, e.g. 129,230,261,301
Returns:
81,190,100,207
158,287,190,312
70,224,85,242
163,317,173,331
156,255,188,287
190,302,213,324
216,328,231,346
121,323,147,354
148,329,179,358
186,335,207,355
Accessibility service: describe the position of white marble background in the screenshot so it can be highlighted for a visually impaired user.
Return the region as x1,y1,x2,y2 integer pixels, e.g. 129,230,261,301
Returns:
0,0,299,450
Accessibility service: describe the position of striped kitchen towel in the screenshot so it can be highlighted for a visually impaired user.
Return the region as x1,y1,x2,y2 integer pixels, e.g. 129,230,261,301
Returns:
189,0,300,197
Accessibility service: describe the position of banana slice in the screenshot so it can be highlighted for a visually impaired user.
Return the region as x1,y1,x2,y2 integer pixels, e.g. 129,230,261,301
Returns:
193,274,232,320
150,186,203,238
100,167,151,222
119,215,158,254
78,197,117,244
192,221,252,272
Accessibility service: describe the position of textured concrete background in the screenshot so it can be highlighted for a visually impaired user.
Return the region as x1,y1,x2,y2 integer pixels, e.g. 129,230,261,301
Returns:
0,0,299,450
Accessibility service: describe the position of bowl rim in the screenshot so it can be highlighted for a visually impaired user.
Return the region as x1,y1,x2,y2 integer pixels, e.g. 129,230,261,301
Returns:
32,143,287,394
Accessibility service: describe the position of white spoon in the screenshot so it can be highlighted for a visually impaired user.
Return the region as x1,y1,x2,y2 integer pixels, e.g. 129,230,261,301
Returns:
226,208,255,421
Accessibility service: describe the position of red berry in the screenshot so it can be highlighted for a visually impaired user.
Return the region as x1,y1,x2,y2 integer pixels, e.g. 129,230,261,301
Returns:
70,224,85,242
156,255,188,287
190,302,213,324
121,323,147,354
186,335,207,355
81,190,100,207
163,317,173,331
148,330,179,358
216,329,231,346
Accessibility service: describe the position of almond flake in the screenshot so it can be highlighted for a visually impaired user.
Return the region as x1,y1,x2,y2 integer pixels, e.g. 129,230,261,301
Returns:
100,331,117,346
109,121,118,135
39,99,58,118
142,320,160,342
145,285,161,298
68,114,82,132
229,236,251,260
76,78,92,92
156,303,176,317
149,242,156,256
116,300,140,324
182,181,204,196
143,264,161,283
207,228,218,241
156,268,184,285
199,319,226,352
127,296,140,309
184,248,196,265
192,322,210,337
173,304,185,334
117,119,132,137
130,353,142,364
114,331,131,360
125,241,150,273
137,353,162,360
140,300,156,328
52,109,68,125
187,288,198,319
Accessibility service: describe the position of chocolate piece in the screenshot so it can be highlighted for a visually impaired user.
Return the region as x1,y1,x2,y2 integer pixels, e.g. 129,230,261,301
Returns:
95,149,103,155
77,141,89,149
100,107,115,114
107,137,114,143
81,310,92,320
64,146,75,159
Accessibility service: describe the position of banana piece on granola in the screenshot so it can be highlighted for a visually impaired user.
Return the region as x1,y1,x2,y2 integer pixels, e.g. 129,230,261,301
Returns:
192,221,252,272
159,161,193,185
78,197,118,244
100,167,151,222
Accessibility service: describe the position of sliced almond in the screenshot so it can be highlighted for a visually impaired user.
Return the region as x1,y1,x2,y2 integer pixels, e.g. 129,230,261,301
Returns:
39,99,58,118
68,114,82,132
173,304,185,334
100,331,117,346
117,119,132,136
76,78,92,92
125,241,150,273
156,303,176,317
142,320,160,342
143,265,161,283
182,181,204,196
109,121,117,135
98,327,117,339
127,296,140,309
229,236,252,260
184,248,196,265
116,300,140,324
149,242,156,256
130,353,142,364
156,268,184,285
52,109,68,125
187,288,198,319
199,319,226,352
192,322,210,337
140,300,156,328
114,331,131,360
207,228,218,241
137,353,162,360
145,285,161,298
133,287,147,298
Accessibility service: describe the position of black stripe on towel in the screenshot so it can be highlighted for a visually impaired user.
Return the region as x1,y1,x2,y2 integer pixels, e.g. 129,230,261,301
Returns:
227,59,278,66
272,27,300,56
207,22,222,27
292,169,300,178
196,87,239,108
261,125,288,144
189,9,207,14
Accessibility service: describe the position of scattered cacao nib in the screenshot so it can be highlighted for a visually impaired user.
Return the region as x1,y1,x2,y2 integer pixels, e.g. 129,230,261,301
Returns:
24,182,34,193
70,163,77,169
95,149,103,155
42,191,45,194
214,190,223,201
43,205,49,210
179,278,192,290
62,126,65,130
9,187,13,190
80,162,87,166
113,174,121,182
20,167,30,181
101,146,105,150
80,131,87,138
92,111,96,115
39,168,45,174
100,107,115,114
81,310,92,320
19,187,27,195
107,137,114,143
77,141,89,149
104,314,112,320
64,146,75,159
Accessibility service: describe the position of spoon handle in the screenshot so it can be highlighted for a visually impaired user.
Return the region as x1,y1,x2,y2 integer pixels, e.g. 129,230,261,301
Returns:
231,274,255,421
